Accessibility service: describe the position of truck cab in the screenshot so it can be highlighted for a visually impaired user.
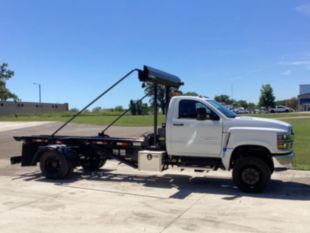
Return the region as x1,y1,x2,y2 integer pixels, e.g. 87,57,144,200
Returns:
165,96,294,192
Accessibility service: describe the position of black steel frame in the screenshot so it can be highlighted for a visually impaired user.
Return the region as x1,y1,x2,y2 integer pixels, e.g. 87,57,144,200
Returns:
12,66,183,168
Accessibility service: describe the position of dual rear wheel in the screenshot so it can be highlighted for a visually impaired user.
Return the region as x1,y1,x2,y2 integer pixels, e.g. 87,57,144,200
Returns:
80,155,106,171
40,150,73,179
39,149,106,179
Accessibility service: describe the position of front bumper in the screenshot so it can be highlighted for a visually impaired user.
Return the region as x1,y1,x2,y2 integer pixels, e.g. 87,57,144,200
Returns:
272,151,295,159
272,151,294,168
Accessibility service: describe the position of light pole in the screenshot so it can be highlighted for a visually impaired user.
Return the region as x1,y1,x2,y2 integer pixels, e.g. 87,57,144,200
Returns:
33,82,41,103
230,83,234,99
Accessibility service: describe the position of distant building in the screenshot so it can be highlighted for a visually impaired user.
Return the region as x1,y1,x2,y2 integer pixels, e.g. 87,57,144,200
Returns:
0,101,69,115
298,84,310,111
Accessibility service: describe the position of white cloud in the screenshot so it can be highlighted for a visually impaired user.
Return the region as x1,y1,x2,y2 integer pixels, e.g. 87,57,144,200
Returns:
282,69,292,76
278,59,310,71
279,60,310,66
290,60,310,65
296,3,310,16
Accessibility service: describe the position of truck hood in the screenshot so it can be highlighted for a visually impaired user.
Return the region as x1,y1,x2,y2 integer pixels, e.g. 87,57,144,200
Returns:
224,116,291,133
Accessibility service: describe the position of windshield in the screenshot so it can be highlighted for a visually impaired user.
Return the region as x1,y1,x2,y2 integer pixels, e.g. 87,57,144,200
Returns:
207,100,237,118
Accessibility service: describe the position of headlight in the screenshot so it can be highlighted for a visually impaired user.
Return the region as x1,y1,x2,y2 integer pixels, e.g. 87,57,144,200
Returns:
277,133,293,150
277,134,290,141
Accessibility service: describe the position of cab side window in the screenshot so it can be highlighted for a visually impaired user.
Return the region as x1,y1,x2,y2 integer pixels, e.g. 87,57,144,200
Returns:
179,100,211,119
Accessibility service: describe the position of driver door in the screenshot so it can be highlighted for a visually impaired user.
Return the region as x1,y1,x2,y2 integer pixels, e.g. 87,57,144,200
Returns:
169,99,223,157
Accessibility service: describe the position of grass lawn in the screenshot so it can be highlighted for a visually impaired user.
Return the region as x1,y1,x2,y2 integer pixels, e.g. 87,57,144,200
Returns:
0,112,166,126
278,118,310,170
0,112,309,170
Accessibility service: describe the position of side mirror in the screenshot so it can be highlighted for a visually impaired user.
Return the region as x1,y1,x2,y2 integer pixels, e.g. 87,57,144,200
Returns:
196,108,207,120
205,112,220,121
210,113,220,121
197,108,220,121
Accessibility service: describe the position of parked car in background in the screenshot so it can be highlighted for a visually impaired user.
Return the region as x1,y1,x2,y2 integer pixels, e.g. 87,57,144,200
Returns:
269,105,295,113
234,107,250,114
254,109,262,114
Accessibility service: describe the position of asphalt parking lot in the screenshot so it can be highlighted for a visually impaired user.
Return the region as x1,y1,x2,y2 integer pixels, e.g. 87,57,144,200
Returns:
0,122,310,233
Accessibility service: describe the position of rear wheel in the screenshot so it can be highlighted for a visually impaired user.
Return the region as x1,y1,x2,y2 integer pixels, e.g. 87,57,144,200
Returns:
81,155,106,171
233,156,271,193
40,150,73,179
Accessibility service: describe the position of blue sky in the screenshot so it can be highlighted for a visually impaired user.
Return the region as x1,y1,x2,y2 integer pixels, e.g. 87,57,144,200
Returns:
1,0,310,109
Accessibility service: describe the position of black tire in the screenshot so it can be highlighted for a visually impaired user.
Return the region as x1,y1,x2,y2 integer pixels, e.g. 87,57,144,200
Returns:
81,157,106,171
40,150,72,179
232,156,271,193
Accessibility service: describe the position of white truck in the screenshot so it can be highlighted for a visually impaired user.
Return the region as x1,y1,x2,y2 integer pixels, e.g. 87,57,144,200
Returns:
165,96,294,192
11,66,294,193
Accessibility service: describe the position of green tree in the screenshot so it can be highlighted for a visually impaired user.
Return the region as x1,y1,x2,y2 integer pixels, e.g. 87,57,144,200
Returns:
286,97,298,110
258,84,276,109
92,106,102,113
276,97,297,110
69,108,79,113
138,102,149,115
247,102,257,110
114,105,124,112
0,63,18,100
129,99,148,115
183,91,199,96
129,100,137,115
214,95,233,105
144,83,175,114
234,100,248,109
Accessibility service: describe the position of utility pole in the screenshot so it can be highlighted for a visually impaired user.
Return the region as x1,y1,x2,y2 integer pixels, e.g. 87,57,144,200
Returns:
33,82,41,103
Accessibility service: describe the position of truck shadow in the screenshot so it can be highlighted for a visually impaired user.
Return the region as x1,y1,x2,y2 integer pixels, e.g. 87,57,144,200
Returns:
14,168,310,201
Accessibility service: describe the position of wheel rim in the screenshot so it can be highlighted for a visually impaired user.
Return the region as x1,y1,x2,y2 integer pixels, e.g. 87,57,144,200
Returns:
45,156,62,175
241,167,260,185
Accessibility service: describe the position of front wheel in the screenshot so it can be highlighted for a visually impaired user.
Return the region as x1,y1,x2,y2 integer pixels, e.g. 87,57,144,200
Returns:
232,156,271,193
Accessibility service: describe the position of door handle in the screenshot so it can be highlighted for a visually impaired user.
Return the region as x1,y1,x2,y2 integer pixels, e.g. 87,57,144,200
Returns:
173,123,184,126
